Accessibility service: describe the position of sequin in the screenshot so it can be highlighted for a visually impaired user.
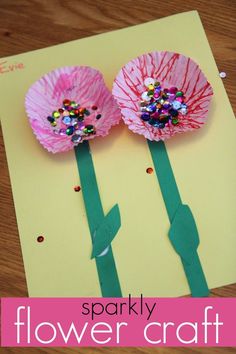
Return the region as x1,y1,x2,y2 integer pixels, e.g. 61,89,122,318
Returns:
92,105,98,110
144,77,155,87
141,113,150,121
169,108,179,117
149,118,160,127
172,101,181,110
74,185,81,192
141,92,151,101
63,110,70,117
159,115,170,124
96,114,102,119
219,71,226,78
62,116,72,125
75,129,84,136
77,123,85,131
157,122,165,129
71,118,78,126
169,87,177,94
71,134,82,143
59,129,67,135
146,167,153,174
176,91,183,97
66,126,74,135
47,116,54,123
84,125,94,134
63,99,71,106
140,106,147,112
147,91,154,97
52,111,60,119
168,94,176,101
146,104,156,113
37,236,44,243
148,84,154,91
152,111,160,119
70,101,77,107
172,118,179,125
69,111,76,117
180,108,188,115
163,101,170,109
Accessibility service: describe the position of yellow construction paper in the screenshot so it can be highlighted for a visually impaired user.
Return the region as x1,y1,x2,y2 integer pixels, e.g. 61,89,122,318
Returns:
0,11,235,297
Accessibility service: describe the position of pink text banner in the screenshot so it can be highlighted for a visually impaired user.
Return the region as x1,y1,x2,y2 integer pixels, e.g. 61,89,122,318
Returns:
1,297,235,347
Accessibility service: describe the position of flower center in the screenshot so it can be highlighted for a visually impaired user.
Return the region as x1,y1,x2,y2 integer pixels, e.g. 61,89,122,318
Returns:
139,78,188,129
47,99,101,144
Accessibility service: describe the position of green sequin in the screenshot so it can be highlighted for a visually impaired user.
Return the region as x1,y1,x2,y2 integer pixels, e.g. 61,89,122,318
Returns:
66,126,74,135
52,111,60,119
84,125,94,134
70,101,77,107
172,118,179,125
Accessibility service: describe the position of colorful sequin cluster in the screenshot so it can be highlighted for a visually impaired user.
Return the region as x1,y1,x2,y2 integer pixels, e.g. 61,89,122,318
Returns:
140,78,188,128
47,99,100,144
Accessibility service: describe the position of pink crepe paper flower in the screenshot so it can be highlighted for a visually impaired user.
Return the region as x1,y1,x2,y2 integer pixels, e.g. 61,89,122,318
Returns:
112,51,213,141
25,66,121,153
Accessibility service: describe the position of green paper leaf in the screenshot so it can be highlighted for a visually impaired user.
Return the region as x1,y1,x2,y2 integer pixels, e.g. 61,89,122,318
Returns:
91,204,121,259
168,204,199,264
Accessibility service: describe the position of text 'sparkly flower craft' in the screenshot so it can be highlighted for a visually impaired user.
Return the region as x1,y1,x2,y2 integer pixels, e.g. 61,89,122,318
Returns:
25,66,122,297
113,51,213,297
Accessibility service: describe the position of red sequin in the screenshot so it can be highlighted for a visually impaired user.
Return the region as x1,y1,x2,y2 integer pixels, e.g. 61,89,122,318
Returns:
146,167,154,174
37,236,44,243
74,186,81,192
63,99,71,106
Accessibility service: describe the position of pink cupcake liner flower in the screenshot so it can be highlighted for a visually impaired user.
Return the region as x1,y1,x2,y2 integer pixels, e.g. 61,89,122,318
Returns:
112,51,213,141
25,66,121,153
112,51,213,297
25,66,123,297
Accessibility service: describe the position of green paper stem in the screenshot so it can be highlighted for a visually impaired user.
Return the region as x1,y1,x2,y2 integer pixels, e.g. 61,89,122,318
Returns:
74,141,122,297
147,139,209,297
